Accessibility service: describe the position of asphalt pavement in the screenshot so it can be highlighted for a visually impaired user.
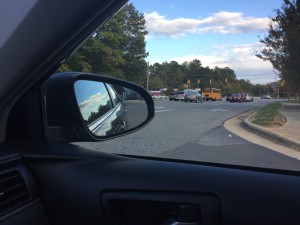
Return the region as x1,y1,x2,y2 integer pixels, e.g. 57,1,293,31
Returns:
75,97,300,171
124,100,148,129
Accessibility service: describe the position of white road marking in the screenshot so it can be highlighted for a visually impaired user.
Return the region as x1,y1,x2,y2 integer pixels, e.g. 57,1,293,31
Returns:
155,109,174,113
155,107,165,109
192,109,204,111
210,109,229,112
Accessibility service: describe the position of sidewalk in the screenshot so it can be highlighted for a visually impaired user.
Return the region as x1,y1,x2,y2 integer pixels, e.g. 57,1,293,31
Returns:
244,102,300,151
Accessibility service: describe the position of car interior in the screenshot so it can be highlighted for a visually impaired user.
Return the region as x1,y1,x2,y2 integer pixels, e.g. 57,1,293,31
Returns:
1,0,300,225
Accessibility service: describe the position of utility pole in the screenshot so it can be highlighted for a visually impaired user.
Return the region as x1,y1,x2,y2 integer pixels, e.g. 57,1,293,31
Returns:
273,70,280,101
146,62,150,91
146,73,149,91
161,73,164,91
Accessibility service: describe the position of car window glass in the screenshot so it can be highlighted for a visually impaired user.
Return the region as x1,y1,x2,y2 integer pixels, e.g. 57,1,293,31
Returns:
61,1,300,172
106,84,121,107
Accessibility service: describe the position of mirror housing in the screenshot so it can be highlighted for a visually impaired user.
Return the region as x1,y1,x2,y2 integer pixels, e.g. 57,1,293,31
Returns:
45,72,154,142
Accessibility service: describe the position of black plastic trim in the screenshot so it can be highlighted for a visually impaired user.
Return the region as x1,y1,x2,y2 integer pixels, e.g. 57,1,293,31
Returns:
45,72,154,142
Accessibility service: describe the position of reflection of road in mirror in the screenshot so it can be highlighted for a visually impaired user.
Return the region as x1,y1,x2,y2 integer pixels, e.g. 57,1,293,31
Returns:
124,100,148,130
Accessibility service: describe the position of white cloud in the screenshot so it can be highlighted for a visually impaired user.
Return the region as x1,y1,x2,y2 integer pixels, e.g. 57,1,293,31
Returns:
78,92,110,120
149,43,274,84
79,92,107,109
144,12,200,37
144,11,270,37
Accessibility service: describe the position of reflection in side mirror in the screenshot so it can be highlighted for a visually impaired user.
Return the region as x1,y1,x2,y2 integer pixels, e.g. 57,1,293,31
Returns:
74,80,148,137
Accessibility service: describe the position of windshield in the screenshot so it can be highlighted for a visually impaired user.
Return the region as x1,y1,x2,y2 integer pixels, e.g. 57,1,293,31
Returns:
60,0,300,171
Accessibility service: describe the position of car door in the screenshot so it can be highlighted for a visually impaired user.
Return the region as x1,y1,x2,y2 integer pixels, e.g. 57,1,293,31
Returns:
1,1,300,225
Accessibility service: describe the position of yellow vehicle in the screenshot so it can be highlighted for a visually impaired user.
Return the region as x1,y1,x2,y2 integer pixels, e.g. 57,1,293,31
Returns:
202,88,222,101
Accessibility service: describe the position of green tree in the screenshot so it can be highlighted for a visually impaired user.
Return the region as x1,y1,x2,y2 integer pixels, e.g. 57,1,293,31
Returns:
148,60,244,93
58,3,148,83
149,63,164,90
252,84,271,96
118,4,149,85
184,59,203,88
257,0,300,98
164,61,185,89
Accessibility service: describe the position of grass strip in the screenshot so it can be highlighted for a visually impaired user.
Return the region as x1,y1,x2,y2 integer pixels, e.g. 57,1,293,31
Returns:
288,100,300,104
252,102,285,127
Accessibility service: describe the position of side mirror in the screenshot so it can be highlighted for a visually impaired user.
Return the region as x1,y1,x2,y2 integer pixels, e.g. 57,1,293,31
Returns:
45,72,154,142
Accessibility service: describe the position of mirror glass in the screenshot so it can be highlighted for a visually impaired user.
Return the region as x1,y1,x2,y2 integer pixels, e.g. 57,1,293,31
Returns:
74,80,148,137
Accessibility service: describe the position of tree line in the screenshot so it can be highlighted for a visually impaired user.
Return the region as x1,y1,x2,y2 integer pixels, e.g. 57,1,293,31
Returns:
57,3,149,85
257,0,300,99
57,3,276,97
148,59,271,96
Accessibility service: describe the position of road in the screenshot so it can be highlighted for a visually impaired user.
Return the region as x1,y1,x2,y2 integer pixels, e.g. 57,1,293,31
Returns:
123,100,148,129
76,97,300,171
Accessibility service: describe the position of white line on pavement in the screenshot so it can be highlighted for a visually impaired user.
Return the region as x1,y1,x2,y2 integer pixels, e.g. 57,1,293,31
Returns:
155,109,174,113
211,109,229,112
155,107,165,109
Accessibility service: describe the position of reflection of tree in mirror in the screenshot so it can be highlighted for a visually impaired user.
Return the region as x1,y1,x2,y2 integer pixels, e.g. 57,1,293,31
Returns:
86,101,112,125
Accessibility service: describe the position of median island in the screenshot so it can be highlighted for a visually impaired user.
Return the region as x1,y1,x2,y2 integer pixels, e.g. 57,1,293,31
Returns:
251,102,286,127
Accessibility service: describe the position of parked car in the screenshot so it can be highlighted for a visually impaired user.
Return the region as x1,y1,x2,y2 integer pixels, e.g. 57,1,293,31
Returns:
152,95,169,99
261,94,271,99
169,92,177,101
230,93,243,102
244,93,254,102
226,94,233,101
175,91,187,101
184,90,203,103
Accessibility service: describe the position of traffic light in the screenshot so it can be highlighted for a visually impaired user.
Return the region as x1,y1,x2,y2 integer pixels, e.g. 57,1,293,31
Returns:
187,79,191,88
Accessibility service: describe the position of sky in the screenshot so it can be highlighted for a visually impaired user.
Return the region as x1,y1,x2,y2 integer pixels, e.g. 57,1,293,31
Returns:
129,0,284,84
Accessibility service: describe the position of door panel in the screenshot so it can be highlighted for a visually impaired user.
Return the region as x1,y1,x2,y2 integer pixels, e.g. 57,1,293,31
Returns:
14,140,300,225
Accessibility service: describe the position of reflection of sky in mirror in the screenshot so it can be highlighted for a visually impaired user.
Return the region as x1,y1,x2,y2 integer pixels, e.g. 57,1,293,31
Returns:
74,80,110,121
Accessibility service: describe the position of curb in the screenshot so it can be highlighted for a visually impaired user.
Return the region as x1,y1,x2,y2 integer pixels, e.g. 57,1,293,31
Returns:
222,105,263,126
244,115,300,151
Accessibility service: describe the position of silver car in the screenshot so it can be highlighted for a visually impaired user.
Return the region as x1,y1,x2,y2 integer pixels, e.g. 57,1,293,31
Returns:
169,92,177,101
261,94,271,99
184,90,203,103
